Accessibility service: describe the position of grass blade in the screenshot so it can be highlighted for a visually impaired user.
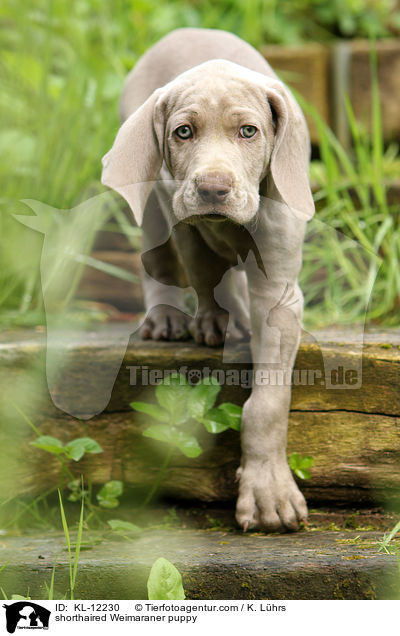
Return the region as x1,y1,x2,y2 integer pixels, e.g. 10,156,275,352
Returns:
58,490,73,599
72,484,85,591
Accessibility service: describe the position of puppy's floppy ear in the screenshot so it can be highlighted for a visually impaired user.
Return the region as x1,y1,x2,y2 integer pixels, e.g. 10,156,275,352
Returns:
262,81,315,221
101,89,165,226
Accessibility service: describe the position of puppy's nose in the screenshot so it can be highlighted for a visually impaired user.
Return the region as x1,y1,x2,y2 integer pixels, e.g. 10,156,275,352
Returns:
196,173,232,204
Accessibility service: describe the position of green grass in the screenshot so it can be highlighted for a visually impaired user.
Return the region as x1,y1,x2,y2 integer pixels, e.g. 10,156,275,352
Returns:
0,0,399,328
0,0,142,324
58,488,84,600
298,48,400,326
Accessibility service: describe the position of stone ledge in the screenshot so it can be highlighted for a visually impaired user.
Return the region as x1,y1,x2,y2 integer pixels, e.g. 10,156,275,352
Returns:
0,528,398,600
1,325,399,504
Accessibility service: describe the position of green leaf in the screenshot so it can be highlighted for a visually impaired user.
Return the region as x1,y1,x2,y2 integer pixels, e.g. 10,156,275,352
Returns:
98,498,119,509
11,594,30,600
187,377,221,421
298,456,314,469
98,480,123,498
64,437,103,462
147,557,185,600
143,424,202,458
97,481,123,508
30,435,65,456
201,408,231,434
289,453,314,480
218,402,242,430
289,452,300,469
64,442,85,461
130,401,170,423
155,374,191,424
107,519,142,534
67,479,87,502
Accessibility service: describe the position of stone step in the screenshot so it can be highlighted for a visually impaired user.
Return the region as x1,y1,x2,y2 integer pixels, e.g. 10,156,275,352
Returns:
0,325,399,505
0,516,398,600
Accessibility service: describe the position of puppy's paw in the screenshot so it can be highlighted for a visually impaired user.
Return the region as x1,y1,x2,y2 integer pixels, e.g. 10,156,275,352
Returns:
189,309,248,347
235,459,308,533
140,305,190,341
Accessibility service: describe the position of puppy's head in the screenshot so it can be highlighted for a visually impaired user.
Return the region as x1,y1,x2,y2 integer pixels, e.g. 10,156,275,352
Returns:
102,60,314,226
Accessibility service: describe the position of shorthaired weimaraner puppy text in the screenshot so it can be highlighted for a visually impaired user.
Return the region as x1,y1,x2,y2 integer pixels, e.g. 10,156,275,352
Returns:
102,28,315,532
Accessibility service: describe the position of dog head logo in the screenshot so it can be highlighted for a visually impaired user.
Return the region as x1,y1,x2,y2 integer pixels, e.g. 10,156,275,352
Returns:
3,602,50,633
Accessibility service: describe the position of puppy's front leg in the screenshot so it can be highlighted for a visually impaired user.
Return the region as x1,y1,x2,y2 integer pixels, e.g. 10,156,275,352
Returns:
235,275,308,532
172,223,245,346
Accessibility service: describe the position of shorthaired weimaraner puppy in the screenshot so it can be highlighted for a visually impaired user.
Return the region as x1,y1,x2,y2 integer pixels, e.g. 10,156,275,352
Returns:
102,28,315,532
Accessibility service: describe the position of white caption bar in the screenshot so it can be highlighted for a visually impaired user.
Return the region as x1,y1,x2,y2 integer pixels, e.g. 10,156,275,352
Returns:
1,600,398,635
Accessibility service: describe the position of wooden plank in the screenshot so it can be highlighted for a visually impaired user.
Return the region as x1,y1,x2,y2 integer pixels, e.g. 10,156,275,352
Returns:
2,409,400,504
1,326,399,503
260,43,331,144
75,250,144,311
1,327,399,417
349,39,400,142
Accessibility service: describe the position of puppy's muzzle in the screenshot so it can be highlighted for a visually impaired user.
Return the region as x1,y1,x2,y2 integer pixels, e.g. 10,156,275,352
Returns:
196,172,233,205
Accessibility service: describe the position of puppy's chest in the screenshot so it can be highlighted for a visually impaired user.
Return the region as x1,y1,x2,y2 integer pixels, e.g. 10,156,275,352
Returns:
196,221,247,264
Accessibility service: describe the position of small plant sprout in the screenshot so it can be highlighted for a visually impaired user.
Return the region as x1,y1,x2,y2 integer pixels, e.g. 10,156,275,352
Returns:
131,373,241,505
377,519,400,554
147,558,185,600
289,453,314,480
107,519,141,536
30,436,103,462
96,481,124,509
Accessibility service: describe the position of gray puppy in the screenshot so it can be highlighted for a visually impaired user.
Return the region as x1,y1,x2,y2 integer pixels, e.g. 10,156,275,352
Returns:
102,28,315,531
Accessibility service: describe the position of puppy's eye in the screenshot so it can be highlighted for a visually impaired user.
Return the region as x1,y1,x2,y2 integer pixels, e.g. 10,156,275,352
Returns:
174,125,193,140
239,125,258,138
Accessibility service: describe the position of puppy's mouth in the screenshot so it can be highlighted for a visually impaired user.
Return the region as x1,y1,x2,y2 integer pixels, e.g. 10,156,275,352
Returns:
182,211,228,225
199,213,227,223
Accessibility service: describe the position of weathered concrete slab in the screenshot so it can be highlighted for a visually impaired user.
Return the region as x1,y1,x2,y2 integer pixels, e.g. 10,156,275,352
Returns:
0,528,398,600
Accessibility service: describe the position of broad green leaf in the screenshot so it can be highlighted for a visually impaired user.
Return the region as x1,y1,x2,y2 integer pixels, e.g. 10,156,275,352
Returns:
218,402,242,430
64,437,103,462
289,452,300,469
147,557,185,600
201,408,231,434
98,480,123,498
187,377,221,421
289,453,314,480
130,401,170,423
97,480,124,508
143,424,202,458
155,374,191,424
107,519,141,534
64,442,85,461
67,491,82,503
97,497,119,509
299,456,314,468
77,437,103,454
30,435,65,455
